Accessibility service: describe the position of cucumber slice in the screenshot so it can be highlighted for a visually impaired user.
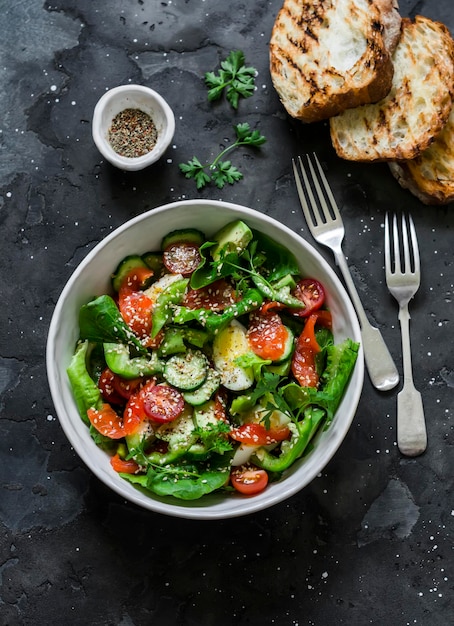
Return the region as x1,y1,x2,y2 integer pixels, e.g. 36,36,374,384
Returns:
142,251,165,276
104,343,163,379
183,368,221,406
111,255,149,292
161,228,205,251
273,326,295,364
163,350,209,390
266,358,291,376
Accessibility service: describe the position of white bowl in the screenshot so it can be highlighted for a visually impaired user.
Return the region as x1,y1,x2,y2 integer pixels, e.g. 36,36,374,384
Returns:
92,85,175,171
46,200,364,519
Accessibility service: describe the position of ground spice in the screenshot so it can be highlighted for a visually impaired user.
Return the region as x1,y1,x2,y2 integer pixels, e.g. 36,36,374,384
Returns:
108,108,158,158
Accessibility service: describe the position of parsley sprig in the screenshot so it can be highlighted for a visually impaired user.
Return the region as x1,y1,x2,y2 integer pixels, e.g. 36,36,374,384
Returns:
179,122,266,189
205,50,257,109
248,372,296,428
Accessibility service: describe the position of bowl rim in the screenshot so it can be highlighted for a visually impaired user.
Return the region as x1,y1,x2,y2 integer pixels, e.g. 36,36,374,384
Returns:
92,84,175,171
46,199,364,519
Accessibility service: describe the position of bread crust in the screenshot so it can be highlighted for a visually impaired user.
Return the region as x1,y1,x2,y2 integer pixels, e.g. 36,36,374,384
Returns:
330,16,454,161
389,105,454,205
269,0,400,123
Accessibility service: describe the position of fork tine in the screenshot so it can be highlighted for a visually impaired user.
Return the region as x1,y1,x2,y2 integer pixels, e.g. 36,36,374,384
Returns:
310,152,340,221
292,156,323,227
392,213,402,274
384,212,391,273
408,214,420,274
401,214,412,274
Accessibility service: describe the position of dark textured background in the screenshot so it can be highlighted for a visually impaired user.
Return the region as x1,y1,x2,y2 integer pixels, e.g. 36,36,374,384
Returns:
0,1,453,624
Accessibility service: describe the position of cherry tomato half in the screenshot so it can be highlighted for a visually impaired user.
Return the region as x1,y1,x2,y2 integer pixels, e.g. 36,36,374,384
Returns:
230,423,290,446
98,368,125,405
123,378,157,429
163,242,202,276
183,279,237,312
143,384,185,423
230,464,269,495
247,310,290,361
291,278,325,317
112,376,143,400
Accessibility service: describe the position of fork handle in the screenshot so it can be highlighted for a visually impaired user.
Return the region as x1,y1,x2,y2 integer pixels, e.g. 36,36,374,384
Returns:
397,386,427,456
397,305,427,456
334,250,399,391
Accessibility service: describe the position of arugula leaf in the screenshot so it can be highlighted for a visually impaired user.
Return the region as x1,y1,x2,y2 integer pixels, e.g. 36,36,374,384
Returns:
205,50,257,109
179,122,266,190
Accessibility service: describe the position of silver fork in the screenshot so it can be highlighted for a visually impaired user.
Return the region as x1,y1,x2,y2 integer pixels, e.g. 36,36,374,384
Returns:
292,154,399,391
385,213,427,456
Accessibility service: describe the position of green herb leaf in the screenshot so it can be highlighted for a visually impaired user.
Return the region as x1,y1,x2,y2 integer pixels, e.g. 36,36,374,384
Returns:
234,122,266,146
205,50,256,109
178,123,266,190
179,157,212,190
211,160,243,188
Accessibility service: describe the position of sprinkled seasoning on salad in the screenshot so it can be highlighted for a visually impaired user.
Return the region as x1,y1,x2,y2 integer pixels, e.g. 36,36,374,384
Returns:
67,220,359,500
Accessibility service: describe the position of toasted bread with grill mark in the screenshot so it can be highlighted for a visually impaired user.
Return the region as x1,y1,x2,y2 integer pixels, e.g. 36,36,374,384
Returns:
330,16,454,162
389,105,454,205
269,0,400,123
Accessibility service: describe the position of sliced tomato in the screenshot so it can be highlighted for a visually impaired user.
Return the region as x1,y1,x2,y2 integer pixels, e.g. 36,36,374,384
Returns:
110,453,139,474
143,384,185,423
291,314,321,388
112,375,143,400
247,310,290,361
183,279,237,312
123,378,157,429
291,278,325,317
98,368,124,405
87,404,125,439
163,242,202,276
230,464,269,495
120,267,154,292
230,423,290,445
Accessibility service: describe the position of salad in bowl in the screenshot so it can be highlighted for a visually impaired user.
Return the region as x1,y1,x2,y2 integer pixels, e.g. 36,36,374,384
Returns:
47,200,363,519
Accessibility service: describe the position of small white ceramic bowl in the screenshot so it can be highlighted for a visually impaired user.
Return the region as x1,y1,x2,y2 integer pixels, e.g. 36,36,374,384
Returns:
92,84,175,171
46,200,364,519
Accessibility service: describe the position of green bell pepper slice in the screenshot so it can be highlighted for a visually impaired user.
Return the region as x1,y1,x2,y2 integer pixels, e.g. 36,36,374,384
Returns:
251,407,326,472
103,342,163,379
151,278,189,337
251,274,302,308
173,288,263,333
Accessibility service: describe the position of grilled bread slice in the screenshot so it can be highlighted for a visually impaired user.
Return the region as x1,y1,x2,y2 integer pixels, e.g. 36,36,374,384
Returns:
389,105,454,205
269,0,401,123
330,16,454,162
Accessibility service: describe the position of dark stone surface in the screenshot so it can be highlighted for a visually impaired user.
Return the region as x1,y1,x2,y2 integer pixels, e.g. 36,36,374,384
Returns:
0,1,453,625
